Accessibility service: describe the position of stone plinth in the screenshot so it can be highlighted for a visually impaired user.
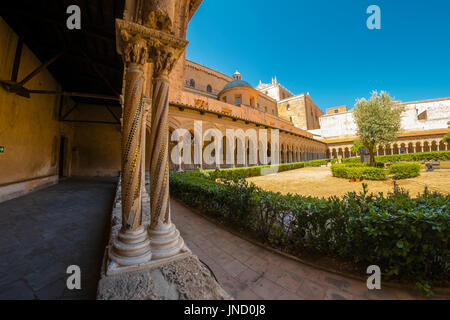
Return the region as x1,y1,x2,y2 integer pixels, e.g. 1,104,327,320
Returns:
97,180,231,300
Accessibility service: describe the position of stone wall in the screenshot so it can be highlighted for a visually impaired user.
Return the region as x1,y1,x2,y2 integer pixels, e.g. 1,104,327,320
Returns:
0,17,64,200
277,94,323,130
319,98,450,139
183,60,231,97
0,17,125,201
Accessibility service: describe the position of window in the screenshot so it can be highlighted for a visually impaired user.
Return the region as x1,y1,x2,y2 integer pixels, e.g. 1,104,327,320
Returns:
250,97,255,107
334,109,338,114
187,79,195,88
235,96,241,106
222,96,227,103
206,85,212,93
264,106,268,112
287,104,291,111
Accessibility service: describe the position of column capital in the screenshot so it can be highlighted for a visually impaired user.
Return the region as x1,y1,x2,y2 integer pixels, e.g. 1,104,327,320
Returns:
116,19,188,76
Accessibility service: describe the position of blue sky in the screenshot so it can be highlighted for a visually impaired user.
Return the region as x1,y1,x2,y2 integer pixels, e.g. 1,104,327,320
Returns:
186,0,450,112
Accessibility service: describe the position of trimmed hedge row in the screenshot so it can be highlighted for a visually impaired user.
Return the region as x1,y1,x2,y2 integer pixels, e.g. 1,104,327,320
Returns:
343,151,450,164
389,162,421,179
171,173,450,294
201,159,332,180
331,163,387,180
200,151,449,180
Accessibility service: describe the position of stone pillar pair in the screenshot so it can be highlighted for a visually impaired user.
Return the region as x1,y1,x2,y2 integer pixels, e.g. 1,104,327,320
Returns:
107,19,189,275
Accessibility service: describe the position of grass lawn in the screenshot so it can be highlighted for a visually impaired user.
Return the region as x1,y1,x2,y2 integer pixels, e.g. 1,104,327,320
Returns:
247,166,450,198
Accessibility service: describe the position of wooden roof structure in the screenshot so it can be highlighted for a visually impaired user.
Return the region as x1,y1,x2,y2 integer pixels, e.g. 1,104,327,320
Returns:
1,0,125,106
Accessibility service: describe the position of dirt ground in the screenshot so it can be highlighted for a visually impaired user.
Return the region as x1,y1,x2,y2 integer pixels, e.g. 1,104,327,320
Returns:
247,166,450,198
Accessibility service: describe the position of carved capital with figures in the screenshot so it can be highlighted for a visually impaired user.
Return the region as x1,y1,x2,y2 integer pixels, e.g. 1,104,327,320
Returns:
116,19,188,76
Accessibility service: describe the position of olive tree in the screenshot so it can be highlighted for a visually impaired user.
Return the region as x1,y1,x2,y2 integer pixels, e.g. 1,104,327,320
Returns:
353,91,404,166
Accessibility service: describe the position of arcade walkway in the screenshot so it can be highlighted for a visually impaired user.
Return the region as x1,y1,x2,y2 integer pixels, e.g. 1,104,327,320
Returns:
0,178,117,300
171,199,444,300
0,179,444,300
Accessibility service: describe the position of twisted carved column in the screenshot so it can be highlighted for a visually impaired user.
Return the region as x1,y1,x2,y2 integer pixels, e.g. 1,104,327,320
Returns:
148,45,187,260
108,18,189,272
109,34,152,271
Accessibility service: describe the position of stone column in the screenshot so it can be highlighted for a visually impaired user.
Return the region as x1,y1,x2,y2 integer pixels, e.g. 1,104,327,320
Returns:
147,33,189,262
141,102,150,198
108,31,152,273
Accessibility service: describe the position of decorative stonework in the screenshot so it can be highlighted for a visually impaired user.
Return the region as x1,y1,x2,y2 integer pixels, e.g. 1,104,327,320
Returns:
108,64,152,273
120,32,149,66
109,19,189,274
147,71,189,262
115,19,188,73
143,9,172,33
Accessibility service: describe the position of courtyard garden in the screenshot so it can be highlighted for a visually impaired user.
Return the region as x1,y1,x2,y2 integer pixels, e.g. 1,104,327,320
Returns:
170,151,450,295
248,165,449,198
170,95,449,296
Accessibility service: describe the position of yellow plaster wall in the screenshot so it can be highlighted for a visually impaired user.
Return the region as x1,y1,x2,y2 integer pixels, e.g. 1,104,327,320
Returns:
0,18,123,189
0,17,63,186
67,104,122,177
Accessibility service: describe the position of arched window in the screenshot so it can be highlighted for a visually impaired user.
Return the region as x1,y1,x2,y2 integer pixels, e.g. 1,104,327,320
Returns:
188,79,195,88
287,104,291,111
206,85,212,93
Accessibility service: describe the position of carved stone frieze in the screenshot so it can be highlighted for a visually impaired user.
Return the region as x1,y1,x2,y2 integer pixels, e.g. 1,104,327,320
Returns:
116,19,188,76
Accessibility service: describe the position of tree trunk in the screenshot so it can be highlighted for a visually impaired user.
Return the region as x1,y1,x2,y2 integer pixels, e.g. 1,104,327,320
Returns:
369,145,376,167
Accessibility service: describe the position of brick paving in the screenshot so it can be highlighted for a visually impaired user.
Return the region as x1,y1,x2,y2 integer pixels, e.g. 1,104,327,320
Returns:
171,198,445,300
0,178,117,300
0,180,444,300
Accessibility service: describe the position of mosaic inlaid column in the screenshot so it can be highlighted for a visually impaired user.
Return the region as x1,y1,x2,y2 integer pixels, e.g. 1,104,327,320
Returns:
109,32,152,271
147,36,188,261
141,102,150,198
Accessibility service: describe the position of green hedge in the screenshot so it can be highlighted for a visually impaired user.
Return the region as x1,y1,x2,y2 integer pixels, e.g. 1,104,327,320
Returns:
331,163,388,180
171,173,450,294
389,162,421,179
201,158,334,180
343,150,450,164
199,151,449,181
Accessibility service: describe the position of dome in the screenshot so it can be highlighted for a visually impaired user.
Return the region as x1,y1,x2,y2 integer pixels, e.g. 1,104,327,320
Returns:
222,79,253,91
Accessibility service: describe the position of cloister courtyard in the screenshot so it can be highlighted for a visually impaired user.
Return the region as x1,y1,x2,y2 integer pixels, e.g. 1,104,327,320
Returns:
0,0,449,302
247,164,450,198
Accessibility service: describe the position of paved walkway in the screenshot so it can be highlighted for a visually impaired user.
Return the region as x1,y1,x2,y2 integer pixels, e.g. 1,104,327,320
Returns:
172,199,442,300
0,178,117,300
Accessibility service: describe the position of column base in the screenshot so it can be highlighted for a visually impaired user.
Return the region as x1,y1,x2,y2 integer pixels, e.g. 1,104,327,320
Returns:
148,223,189,261
107,226,152,276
